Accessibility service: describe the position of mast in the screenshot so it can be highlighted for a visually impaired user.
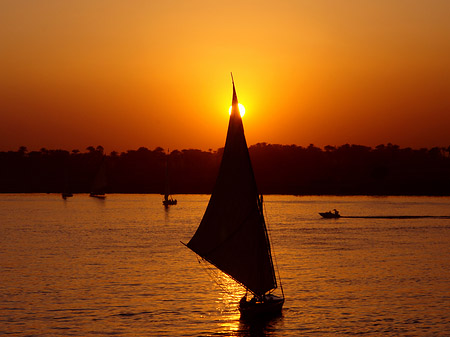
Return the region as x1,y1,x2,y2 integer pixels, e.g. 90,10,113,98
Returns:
91,156,107,194
164,150,170,201
186,75,277,296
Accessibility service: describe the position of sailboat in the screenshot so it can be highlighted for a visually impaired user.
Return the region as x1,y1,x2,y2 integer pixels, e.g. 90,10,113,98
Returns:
89,156,107,199
61,192,73,200
184,75,284,318
162,150,177,207
62,160,73,199
61,191,73,200
62,179,73,199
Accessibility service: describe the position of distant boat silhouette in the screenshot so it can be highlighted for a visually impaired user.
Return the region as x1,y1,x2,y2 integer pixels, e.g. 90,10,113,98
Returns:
183,74,284,318
319,209,341,218
162,150,177,207
89,156,107,199
61,163,73,199
62,192,73,200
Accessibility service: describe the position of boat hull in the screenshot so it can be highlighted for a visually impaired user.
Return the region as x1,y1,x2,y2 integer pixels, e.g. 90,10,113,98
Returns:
90,193,106,199
239,295,284,318
319,212,340,218
163,199,177,206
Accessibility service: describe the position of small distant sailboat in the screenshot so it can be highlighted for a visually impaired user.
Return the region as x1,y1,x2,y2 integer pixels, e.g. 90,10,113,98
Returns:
62,192,73,200
62,164,73,199
163,150,177,207
163,194,177,206
183,75,284,318
89,156,107,199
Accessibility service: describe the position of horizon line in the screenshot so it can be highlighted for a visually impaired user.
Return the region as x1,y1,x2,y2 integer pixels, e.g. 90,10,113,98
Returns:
3,142,450,155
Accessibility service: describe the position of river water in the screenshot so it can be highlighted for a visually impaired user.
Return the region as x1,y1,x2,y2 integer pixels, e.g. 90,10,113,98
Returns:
1,194,449,336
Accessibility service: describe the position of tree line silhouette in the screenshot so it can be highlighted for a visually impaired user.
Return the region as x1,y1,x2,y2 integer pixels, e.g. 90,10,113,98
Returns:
1,143,450,195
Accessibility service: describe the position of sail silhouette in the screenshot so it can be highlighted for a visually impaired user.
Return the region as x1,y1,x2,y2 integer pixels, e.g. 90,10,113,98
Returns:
61,163,73,199
163,150,177,206
186,75,283,317
89,156,107,198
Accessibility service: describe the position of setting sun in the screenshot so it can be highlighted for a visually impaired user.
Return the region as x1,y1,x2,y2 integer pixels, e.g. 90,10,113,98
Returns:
1,1,449,152
229,103,245,117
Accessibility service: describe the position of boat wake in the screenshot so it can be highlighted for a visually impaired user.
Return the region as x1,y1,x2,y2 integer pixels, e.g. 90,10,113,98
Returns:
342,215,450,219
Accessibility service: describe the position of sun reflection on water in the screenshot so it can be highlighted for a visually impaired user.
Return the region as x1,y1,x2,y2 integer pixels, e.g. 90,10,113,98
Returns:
212,272,246,334
3,194,450,336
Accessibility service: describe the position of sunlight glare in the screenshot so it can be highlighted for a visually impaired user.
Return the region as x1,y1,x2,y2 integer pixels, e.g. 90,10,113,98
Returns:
229,103,245,117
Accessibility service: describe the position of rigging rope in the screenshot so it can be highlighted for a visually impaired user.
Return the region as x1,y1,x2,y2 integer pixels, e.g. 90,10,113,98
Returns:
196,256,244,295
262,199,285,297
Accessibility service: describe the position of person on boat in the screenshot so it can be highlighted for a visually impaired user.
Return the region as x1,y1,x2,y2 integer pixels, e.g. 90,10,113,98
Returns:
240,294,259,306
333,209,339,216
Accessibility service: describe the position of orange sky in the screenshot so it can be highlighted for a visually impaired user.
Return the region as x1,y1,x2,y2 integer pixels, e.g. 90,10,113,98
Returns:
1,0,449,153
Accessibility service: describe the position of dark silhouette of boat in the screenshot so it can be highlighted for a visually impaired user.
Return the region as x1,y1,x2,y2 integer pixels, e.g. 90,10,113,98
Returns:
183,74,284,318
318,210,450,219
61,162,73,199
90,156,107,199
162,150,177,207
62,192,73,199
163,196,177,206
89,192,106,199
319,209,341,218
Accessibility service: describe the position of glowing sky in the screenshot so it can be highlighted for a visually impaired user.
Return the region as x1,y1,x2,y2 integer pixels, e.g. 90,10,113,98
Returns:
1,0,449,152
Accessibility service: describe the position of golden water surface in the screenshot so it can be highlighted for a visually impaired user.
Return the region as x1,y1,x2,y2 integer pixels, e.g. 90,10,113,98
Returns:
1,194,449,336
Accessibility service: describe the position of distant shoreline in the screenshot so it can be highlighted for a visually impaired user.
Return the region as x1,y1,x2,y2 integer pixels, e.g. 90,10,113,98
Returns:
2,143,450,196
2,192,450,197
